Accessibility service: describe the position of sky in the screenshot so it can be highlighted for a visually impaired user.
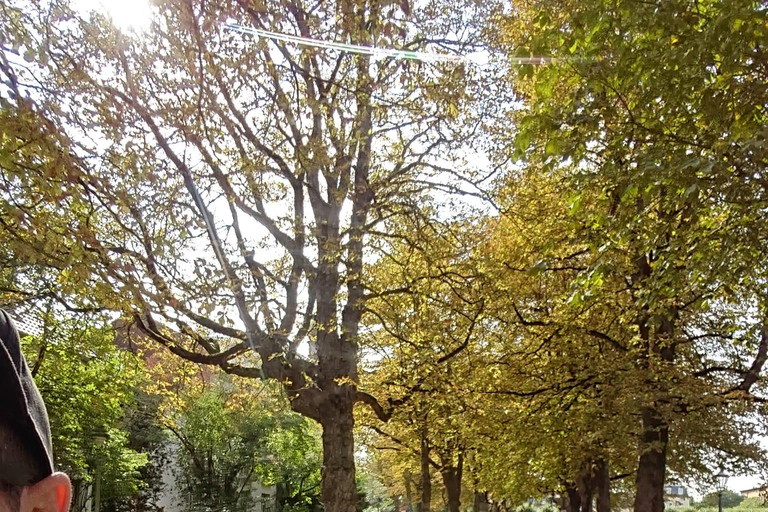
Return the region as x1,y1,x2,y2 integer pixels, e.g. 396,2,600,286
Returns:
728,474,765,495
76,0,153,32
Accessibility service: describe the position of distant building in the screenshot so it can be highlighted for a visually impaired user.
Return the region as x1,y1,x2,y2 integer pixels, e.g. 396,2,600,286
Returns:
4,303,44,337
664,485,691,509
740,486,767,499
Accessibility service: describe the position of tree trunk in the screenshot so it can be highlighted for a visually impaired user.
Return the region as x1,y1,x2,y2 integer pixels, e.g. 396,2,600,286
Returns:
631,251,672,512
276,483,286,512
474,491,489,512
440,454,463,512
577,469,593,512
405,470,415,512
419,423,432,512
442,472,461,512
594,460,611,512
320,400,357,512
633,408,669,512
563,483,581,512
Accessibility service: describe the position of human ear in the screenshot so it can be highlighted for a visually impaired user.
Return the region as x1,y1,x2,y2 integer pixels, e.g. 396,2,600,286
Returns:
19,473,71,512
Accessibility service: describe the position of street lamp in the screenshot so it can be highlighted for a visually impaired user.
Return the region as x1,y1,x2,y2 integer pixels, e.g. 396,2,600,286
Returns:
715,470,729,512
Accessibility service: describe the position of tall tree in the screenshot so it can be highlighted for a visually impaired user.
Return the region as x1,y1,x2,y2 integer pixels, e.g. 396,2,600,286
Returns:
0,1,491,511
494,1,768,511
359,216,488,512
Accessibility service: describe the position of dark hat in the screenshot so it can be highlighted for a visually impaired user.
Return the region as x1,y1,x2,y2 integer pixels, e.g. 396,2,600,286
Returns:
0,309,54,486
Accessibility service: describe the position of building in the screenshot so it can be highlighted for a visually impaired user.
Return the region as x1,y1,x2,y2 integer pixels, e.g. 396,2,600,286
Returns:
4,303,44,337
740,486,767,499
664,485,691,509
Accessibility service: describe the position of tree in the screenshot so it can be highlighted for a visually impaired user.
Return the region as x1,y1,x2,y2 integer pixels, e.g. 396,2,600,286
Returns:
736,497,768,509
355,462,394,512
700,492,745,510
494,1,768,511
473,164,768,512
0,1,492,511
171,388,264,512
257,401,324,512
168,377,322,512
359,216,491,512
105,390,169,512
360,202,629,512
467,173,636,512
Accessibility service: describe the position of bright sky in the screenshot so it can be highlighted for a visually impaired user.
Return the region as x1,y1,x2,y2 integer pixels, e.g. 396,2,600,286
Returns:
683,474,764,502
728,474,765,495
77,0,153,32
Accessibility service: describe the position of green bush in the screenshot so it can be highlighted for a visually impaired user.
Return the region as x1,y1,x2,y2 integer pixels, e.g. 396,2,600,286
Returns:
701,491,745,509
737,497,768,509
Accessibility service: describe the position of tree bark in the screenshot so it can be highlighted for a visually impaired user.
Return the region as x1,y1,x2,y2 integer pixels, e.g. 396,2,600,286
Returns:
440,454,463,512
473,491,489,512
633,407,669,512
405,470,415,512
443,472,461,512
320,399,357,512
563,483,581,512
631,251,673,512
577,469,593,512
594,459,611,512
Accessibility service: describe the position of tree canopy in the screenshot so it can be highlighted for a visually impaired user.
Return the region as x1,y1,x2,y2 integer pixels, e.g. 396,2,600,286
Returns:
1,0,767,512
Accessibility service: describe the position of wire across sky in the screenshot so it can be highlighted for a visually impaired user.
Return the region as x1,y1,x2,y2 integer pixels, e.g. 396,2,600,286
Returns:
225,23,561,65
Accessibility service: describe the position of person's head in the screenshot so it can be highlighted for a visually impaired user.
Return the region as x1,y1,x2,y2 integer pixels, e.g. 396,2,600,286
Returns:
0,310,71,512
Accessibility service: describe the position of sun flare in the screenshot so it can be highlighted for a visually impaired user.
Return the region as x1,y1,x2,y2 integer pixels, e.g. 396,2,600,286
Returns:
98,0,153,32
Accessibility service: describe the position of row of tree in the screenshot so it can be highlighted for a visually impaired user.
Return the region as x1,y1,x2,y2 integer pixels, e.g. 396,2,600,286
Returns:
1,0,766,512
359,0,768,510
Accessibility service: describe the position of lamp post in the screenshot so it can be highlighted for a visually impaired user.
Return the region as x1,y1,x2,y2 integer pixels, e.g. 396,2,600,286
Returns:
716,470,730,512
92,429,109,512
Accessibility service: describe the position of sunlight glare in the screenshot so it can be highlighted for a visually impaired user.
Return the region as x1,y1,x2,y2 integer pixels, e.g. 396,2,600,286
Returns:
98,0,153,32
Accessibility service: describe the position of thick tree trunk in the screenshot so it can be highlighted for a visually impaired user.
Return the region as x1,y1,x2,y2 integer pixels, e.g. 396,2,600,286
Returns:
563,483,581,512
633,408,669,512
442,472,461,512
320,400,357,512
631,251,673,512
440,454,463,512
594,459,611,512
577,469,593,512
